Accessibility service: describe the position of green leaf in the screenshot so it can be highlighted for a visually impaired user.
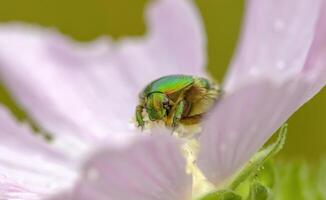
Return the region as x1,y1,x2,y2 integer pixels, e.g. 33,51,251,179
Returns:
299,163,320,200
246,181,269,200
228,124,288,190
318,159,326,200
199,190,242,200
272,160,325,200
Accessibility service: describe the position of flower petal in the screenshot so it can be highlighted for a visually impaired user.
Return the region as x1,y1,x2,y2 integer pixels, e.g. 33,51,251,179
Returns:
301,1,326,100
224,0,323,91
0,0,206,141
59,133,192,200
198,0,326,186
0,105,77,198
148,0,206,71
197,76,321,185
116,0,207,88
0,177,40,200
0,24,134,141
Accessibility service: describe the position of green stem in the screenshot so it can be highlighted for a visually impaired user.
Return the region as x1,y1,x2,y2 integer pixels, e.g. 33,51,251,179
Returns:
228,124,288,190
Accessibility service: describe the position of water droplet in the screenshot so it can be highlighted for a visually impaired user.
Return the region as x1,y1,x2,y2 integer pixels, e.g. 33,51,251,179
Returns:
274,19,285,31
249,68,259,76
47,182,59,190
276,60,286,69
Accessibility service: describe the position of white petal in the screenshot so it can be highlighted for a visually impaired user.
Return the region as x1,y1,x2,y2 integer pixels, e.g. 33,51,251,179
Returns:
0,0,206,141
61,133,192,200
224,0,323,91
0,105,77,198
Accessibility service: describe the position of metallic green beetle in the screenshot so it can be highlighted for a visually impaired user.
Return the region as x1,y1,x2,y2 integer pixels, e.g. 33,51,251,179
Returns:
135,75,221,129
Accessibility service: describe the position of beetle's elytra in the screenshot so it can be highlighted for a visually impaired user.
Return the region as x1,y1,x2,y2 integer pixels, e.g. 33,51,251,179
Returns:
135,75,222,129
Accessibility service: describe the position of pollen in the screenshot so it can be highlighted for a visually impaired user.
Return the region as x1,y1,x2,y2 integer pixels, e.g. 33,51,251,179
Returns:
182,139,216,199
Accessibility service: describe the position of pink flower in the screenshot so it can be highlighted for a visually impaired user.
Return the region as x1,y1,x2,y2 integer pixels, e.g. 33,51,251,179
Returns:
0,0,324,199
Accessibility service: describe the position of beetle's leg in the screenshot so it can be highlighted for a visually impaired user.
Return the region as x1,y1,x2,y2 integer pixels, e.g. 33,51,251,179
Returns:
172,100,186,128
135,105,145,129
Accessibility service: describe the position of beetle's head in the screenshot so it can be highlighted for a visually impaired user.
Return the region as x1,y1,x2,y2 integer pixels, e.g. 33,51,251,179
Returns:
146,92,169,121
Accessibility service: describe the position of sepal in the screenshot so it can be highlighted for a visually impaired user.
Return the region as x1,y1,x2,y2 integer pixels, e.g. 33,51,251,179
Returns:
246,181,269,200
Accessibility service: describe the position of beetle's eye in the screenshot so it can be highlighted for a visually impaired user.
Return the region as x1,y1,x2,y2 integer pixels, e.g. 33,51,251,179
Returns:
163,97,169,109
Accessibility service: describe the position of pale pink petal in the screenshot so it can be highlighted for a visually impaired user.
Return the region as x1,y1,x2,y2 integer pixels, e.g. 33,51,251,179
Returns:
301,1,326,100
0,105,78,198
224,0,323,91
46,192,73,200
198,77,316,185
148,0,206,72
0,177,39,200
0,24,131,141
117,0,206,88
54,133,192,200
0,0,206,141
197,0,326,185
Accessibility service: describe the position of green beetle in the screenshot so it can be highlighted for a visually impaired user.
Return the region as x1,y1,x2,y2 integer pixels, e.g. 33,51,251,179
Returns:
135,75,221,129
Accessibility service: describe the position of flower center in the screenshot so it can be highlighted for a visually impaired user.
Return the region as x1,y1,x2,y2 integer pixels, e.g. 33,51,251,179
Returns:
182,139,216,199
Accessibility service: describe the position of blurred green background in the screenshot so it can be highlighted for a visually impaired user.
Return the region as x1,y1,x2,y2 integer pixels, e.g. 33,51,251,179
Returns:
0,0,324,161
